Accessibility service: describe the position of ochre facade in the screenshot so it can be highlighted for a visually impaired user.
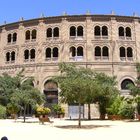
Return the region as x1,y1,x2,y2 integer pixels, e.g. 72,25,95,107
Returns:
0,14,139,118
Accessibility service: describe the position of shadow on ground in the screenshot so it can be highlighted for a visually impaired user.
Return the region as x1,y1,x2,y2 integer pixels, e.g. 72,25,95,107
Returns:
55,124,111,129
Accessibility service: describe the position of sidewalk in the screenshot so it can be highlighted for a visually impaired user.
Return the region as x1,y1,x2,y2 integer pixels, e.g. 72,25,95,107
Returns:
0,118,140,140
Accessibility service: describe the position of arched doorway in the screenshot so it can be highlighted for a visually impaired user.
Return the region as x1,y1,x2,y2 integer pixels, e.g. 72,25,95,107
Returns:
44,80,58,108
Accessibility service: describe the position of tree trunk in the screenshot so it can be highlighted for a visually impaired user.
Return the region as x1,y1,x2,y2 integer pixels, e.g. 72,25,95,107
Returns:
23,105,27,123
88,103,91,120
78,103,81,128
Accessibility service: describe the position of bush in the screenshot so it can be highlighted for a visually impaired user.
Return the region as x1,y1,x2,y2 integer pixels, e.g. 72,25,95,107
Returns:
6,103,20,115
0,105,6,119
36,106,51,115
52,104,65,115
118,101,135,119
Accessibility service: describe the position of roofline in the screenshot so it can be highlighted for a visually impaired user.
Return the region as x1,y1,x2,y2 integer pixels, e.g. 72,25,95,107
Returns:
1,14,140,28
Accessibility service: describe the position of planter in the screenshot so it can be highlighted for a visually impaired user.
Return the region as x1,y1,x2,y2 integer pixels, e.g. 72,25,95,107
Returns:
108,115,122,120
136,114,140,120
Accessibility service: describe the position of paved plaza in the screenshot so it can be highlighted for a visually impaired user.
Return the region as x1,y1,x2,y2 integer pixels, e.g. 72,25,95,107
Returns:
0,118,140,140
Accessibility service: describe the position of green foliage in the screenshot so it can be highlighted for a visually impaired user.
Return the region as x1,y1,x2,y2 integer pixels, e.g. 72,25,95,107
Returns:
0,105,6,119
52,104,65,115
118,101,135,119
107,96,123,115
6,103,20,115
135,96,140,114
36,106,51,115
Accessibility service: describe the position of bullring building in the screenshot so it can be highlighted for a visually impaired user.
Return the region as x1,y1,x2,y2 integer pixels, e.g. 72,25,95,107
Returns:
0,13,139,118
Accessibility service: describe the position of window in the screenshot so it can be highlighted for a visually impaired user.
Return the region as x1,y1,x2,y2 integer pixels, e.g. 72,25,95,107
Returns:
11,51,15,61
70,47,76,57
30,49,35,59
77,26,83,36
47,28,52,38
32,29,37,39
126,27,131,37
26,30,30,40
6,52,10,62
77,47,83,56
120,47,125,57
46,48,51,58
119,27,124,36
121,79,134,90
70,26,76,36
24,50,29,60
13,33,17,42
94,26,100,36
8,34,12,43
127,47,133,57
53,27,59,37
102,26,108,36
102,46,109,57
53,47,58,57
95,46,101,56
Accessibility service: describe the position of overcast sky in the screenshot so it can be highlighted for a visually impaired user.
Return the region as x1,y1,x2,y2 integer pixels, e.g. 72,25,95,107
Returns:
0,0,139,24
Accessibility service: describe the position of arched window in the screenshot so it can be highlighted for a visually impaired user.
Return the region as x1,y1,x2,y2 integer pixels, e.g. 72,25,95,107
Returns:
11,51,15,61
127,47,133,57
13,33,17,42
120,47,126,57
95,46,101,56
94,26,100,36
121,79,134,90
119,27,124,36
102,46,109,57
24,50,29,60
46,48,51,58
25,30,30,40
6,52,10,62
77,26,83,36
30,49,35,59
70,26,76,36
126,27,131,37
102,26,108,36
8,34,12,43
53,27,59,37
53,47,58,57
32,29,37,39
77,47,83,56
47,28,52,38
70,47,76,57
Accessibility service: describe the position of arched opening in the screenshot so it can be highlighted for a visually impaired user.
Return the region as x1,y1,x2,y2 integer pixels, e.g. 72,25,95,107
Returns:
77,47,83,56
126,27,131,37
47,28,52,38
53,47,58,59
102,26,108,36
70,26,76,36
11,51,15,61
102,46,109,59
25,30,30,40
119,27,124,37
94,26,100,36
121,79,134,90
8,34,12,43
53,27,59,37
24,50,29,60
13,33,17,42
70,47,76,57
120,47,126,61
46,48,51,59
32,29,37,39
77,26,83,36
6,52,10,62
127,47,133,61
95,46,101,59
44,80,58,108
30,49,35,59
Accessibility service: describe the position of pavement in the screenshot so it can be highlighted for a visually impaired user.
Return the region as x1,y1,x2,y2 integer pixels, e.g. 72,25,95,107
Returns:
0,117,140,140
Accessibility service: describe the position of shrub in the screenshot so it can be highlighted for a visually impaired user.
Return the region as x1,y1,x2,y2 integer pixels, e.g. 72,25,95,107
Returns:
6,103,20,115
118,101,135,119
0,105,6,119
36,106,51,115
52,104,65,115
